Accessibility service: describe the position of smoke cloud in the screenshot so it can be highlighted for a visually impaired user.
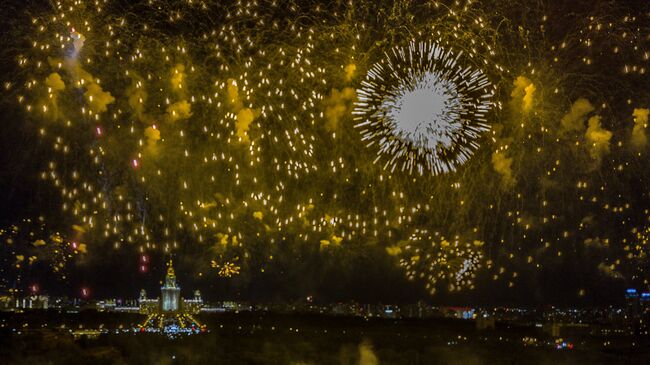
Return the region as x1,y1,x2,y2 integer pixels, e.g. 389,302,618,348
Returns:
84,82,115,114
45,73,65,91
492,149,515,187
510,76,535,112
585,115,612,163
560,98,594,133
358,340,379,365
166,100,192,121
323,87,356,131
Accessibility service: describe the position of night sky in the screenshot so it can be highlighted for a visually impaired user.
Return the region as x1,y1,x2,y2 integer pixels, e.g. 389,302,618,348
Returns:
0,0,648,306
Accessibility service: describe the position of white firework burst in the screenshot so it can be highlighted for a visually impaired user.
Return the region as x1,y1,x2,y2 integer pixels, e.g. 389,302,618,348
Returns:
354,41,494,175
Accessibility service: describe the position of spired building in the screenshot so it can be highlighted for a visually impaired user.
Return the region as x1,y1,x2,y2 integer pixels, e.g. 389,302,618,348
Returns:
161,262,181,311
138,260,205,334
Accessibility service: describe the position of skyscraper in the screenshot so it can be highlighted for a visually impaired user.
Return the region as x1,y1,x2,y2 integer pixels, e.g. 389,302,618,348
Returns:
138,260,204,334
161,260,181,312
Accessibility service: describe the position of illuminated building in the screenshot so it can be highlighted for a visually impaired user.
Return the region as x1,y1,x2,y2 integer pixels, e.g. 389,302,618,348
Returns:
0,294,50,311
641,292,650,313
161,262,181,312
624,288,650,337
138,260,205,335
626,288,640,319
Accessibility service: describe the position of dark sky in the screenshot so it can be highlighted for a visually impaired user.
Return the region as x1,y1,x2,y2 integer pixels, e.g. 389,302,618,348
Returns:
0,0,648,306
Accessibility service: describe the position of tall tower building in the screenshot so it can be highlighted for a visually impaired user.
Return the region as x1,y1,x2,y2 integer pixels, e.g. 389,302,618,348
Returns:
161,260,181,312
138,259,204,334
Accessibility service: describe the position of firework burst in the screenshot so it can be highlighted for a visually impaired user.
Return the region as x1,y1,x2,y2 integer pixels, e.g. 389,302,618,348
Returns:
354,41,494,175
396,229,484,294
3,0,648,299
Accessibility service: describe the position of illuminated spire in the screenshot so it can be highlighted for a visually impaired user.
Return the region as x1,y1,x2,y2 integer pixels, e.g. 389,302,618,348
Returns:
166,259,176,279
164,259,177,289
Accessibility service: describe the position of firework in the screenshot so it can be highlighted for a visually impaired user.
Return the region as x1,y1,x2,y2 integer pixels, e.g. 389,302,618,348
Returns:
0,217,81,289
396,229,484,294
4,0,648,298
212,260,242,278
354,41,494,175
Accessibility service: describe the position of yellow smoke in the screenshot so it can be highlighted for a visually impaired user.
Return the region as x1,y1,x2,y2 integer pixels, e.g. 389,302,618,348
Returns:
56,31,115,116
358,340,379,365
164,65,191,123
166,100,192,121
585,115,612,162
331,235,343,245
323,87,356,131
386,245,402,256
84,82,115,114
144,126,160,143
492,150,515,187
72,224,86,233
32,239,46,247
236,108,256,142
319,239,330,250
44,72,66,118
560,98,594,132
632,108,649,148
344,63,357,82
597,262,622,279
69,66,94,86
45,73,65,91
226,79,257,142
217,233,229,246
164,65,191,122
510,76,535,112
127,74,148,121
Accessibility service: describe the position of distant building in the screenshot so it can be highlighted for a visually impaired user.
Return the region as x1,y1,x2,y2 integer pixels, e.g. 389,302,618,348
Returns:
96,299,116,312
184,290,204,314
641,292,650,313
138,260,205,334
441,306,475,319
8,295,49,310
626,288,640,319
624,288,650,336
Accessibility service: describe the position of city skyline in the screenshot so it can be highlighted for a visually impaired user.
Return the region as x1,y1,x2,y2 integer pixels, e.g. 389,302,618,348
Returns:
1,0,649,362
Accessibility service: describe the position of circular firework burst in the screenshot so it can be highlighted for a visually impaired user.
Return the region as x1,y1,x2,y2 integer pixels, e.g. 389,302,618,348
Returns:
354,41,495,175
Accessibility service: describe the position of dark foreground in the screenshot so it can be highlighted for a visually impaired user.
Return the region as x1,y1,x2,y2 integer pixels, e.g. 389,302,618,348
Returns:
0,311,649,364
